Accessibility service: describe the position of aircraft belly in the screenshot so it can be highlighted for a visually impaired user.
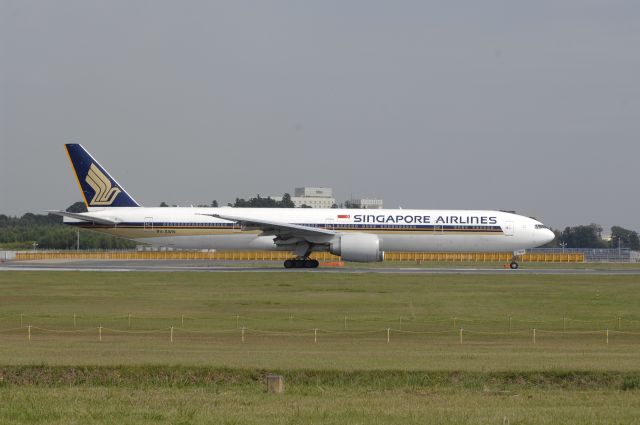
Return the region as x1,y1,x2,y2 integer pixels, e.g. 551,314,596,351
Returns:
378,234,527,252
134,234,280,250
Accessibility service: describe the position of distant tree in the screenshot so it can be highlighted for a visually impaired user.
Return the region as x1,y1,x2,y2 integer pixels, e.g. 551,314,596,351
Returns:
561,224,606,248
66,202,87,213
232,194,295,208
611,226,640,250
280,193,295,208
300,204,312,208
343,200,362,209
331,204,338,209
211,200,218,207
159,201,169,207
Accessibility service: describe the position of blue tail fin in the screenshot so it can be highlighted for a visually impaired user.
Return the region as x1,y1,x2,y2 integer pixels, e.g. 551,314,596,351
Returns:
65,144,140,208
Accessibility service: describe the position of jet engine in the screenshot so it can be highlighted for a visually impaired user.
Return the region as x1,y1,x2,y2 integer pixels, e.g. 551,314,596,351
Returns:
329,233,384,262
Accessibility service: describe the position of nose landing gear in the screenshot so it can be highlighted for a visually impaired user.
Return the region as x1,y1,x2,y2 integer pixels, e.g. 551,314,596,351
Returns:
508,250,525,270
284,258,320,269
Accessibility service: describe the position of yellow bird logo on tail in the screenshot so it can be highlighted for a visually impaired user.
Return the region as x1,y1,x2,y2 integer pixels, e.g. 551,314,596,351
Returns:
85,163,121,206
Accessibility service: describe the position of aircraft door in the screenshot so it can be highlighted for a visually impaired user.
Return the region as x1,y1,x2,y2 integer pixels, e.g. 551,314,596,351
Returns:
503,221,514,236
144,217,153,232
325,218,335,231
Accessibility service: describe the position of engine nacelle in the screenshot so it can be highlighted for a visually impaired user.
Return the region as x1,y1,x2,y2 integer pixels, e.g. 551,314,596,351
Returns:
329,234,384,262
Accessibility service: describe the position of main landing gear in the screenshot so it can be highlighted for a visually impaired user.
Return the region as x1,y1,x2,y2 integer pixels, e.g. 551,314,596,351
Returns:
509,261,519,270
284,258,320,269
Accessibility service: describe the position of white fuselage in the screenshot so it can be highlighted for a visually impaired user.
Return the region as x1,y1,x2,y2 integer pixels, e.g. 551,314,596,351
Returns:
67,207,555,253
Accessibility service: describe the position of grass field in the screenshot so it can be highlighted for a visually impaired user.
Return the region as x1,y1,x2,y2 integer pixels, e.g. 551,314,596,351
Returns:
1,270,640,424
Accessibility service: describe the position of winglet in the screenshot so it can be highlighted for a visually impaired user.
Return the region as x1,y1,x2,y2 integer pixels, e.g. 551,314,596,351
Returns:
65,144,140,208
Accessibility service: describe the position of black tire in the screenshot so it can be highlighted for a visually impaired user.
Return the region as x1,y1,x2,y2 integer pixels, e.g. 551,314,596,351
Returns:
510,261,519,270
303,260,314,268
284,259,294,269
310,259,320,268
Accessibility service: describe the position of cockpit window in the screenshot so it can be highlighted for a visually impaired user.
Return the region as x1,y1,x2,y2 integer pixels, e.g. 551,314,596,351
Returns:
535,224,548,229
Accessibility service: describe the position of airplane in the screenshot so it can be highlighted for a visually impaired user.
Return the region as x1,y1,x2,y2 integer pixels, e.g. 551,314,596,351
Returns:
49,144,555,269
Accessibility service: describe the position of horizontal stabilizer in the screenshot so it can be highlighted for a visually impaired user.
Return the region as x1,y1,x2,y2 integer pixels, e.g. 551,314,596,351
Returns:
47,210,118,225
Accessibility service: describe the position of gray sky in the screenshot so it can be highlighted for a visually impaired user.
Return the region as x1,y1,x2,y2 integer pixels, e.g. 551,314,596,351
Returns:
1,0,639,231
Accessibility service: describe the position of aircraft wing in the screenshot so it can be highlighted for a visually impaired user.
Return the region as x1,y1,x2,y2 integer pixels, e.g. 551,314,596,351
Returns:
197,213,336,238
47,210,119,226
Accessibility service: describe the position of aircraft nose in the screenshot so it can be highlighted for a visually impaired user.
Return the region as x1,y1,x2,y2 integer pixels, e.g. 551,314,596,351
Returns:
543,228,555,244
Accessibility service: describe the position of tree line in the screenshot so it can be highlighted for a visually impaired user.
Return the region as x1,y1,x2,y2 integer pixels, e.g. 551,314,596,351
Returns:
544,224,640,250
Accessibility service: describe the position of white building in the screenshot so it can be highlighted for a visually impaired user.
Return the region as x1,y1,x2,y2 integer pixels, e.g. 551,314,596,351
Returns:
350,198,384,209
273,187,336,208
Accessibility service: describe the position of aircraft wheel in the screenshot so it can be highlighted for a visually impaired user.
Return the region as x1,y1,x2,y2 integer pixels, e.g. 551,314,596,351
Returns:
310,259,319,268
303,260,314,268
509,261,519,270
284,259,294,269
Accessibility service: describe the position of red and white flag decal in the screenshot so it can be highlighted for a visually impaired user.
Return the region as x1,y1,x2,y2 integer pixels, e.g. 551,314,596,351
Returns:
337,214,350,219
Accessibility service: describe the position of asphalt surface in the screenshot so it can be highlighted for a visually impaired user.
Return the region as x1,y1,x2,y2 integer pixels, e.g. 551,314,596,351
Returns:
2,260,640,275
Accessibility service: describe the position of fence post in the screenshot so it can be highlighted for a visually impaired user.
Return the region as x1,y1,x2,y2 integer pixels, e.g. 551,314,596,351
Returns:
99,325,102,342
170,326,174,343
241,326,245,343
533,328,536,344
387,328,390,343
459,328,463,345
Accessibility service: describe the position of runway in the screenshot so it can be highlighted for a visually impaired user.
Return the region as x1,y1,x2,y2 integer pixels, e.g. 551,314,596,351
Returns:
2,260,640,275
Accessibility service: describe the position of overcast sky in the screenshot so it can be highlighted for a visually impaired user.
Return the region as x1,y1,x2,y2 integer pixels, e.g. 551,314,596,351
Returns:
1,1,639,231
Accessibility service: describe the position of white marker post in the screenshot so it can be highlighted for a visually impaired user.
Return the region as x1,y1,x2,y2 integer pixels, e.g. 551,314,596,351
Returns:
459,328,463,345
387,328,390,343
128,313,131,329
27,324,31,341
99,325,102,342
533,328,536,345
170,326,174,343
241,326,245,343
606,328,609,345
314,328,318,344
73,313,77,329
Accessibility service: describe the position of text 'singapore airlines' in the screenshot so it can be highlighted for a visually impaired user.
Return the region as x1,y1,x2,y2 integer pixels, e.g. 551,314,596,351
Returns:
50,144,554,269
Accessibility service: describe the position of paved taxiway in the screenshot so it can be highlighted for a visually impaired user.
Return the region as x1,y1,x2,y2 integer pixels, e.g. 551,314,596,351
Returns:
2,260,640,275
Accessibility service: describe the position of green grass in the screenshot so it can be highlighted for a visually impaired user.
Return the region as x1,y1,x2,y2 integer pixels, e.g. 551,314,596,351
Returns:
1,270,640,424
